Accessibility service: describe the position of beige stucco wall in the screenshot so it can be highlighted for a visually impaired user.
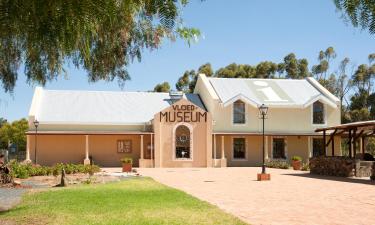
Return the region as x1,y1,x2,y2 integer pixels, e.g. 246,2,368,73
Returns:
28,124,145,132
195,74,341,134
213,135,342,166
153,98,212,168
28,134,152,167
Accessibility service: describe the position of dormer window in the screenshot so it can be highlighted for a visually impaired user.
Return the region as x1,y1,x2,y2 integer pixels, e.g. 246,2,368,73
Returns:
313,101,325,124
233,100,245,124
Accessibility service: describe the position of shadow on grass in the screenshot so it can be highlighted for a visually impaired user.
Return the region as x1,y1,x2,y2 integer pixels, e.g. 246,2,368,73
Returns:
282,173,375,185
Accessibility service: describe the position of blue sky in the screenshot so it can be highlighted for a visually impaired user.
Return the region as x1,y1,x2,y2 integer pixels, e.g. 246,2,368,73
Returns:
0,0,374,121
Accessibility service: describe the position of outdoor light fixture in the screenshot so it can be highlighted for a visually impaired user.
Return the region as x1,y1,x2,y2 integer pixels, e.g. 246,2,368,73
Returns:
258,104,270,181
33,119,39,164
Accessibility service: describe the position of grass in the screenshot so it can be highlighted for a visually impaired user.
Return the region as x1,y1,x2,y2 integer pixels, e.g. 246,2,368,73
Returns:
0,177,246,225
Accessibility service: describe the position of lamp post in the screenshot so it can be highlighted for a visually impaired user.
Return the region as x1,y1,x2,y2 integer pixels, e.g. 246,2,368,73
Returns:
33,119,39,164
258,104,270,181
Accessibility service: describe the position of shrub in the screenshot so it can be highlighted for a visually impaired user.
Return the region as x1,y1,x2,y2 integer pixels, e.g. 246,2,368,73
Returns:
8,160,100,178
291,156,302,161
301,163,310,171
121,157,133,164
265,160,290,169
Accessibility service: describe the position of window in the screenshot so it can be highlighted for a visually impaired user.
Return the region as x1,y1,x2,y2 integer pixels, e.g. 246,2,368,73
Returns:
233,100,245,124
313,101,325,124
273,138,286,159
312,138,324,156
175,125,191,159
117,140,132,153
233,138,246,159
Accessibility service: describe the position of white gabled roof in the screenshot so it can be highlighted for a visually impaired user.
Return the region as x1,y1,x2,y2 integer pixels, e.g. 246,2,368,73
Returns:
29,88,206,125
208,77,340,108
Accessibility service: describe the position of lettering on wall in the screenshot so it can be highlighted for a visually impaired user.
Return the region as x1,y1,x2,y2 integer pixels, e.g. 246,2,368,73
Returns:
160,104,207,123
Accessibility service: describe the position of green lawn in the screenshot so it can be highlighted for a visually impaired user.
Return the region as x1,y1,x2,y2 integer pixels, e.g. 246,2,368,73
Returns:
0,177,246,225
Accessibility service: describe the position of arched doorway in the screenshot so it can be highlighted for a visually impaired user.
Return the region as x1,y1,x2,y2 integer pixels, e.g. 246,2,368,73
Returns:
174,124,192,160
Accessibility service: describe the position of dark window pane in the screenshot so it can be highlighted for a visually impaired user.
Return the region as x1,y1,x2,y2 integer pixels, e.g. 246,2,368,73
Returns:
273,138,286,159
233,101,245,124
175,125,190,159
233,138,246,159
312,138,324,156
313,101,324,124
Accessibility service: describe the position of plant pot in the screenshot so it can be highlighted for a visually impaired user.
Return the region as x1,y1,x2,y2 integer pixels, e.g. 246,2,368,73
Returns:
292,160,302,170
122,163,132,172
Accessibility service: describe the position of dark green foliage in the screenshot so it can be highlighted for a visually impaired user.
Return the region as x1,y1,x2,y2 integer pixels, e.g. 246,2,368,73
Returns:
0,0,199,92
8,160,100,178
291,156,302,161
154,81,171,92
0,118,28,151
334,0,375,34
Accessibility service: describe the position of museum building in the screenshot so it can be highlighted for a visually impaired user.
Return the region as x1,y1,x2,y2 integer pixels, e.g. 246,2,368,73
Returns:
26,74,342,167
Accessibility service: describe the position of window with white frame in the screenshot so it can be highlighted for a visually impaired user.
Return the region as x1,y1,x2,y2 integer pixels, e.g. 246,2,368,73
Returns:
233,138,246,159
273,138,286,159
175,125,191,159
313,101,325,124
233,100,245,124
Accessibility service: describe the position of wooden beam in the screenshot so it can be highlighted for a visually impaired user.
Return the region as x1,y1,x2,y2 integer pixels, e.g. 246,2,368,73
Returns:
323,130,326,156
362,136,365,154
326,129,337,146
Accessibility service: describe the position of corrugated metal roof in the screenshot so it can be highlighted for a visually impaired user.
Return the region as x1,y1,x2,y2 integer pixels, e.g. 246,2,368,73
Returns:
34,89,206,124
208,77,339,108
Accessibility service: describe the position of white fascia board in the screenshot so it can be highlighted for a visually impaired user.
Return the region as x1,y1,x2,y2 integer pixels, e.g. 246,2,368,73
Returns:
38,121,147,126
28,87,43,117
303,95,338,109
194,74,219,100
222,94,259,108
306,77,340,103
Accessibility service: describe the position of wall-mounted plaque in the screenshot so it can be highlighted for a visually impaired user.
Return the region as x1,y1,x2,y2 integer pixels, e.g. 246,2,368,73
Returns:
117,140,132,153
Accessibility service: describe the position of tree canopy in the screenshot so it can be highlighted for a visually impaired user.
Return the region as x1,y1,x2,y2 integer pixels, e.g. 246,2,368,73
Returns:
0,0,199,93
154,81,171,92
334,0,375,34
0,118,28,151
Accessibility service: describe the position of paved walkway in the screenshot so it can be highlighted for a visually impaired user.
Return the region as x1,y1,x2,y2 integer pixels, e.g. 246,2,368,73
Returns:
135,167,375,225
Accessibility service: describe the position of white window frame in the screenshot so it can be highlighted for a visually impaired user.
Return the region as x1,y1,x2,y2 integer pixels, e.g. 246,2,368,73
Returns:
271,136,288,160
232,100,247,126
172,122,193,161
311,101,327,126
231,136,248,161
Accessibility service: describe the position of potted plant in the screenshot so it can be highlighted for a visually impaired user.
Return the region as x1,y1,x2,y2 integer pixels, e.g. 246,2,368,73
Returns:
121,157,133,172
291,156,302,170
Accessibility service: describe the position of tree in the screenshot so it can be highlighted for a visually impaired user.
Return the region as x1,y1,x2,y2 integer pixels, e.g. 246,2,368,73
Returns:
283,53,310,79
153,82,171,93
312,47,336,81
176,70,195,93
0,118,28,151
0,0,200,92
188,63,213,92
334,0,375,34
255,61,278,78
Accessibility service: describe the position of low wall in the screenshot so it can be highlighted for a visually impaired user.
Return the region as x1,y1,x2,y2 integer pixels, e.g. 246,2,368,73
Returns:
309,156,355,177
355,160,375,177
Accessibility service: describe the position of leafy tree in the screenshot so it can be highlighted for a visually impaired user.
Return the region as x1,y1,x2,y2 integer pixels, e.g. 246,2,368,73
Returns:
153,82,171,93
188,63,213,92
0,118,28,151
334,0,375,34
176,70,195,93
255,61,278,78
0,0,199,92
0,117,7,127
283,53,310,79
312,47,336,81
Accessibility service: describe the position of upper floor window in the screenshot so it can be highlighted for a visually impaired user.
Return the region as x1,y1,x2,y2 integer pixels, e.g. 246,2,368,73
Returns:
233,100,245,124
313,101,325,124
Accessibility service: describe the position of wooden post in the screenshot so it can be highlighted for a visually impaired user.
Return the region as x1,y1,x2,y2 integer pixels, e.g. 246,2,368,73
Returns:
348,129,352,158
353,129,357,158
323,130,326,156
331,134,335,157
362,136,365,154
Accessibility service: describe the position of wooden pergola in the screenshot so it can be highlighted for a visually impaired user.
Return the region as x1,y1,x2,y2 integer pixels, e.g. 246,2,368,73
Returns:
315,120,375,158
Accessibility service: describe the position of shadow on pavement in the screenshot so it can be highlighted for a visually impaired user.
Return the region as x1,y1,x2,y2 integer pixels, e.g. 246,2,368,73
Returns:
283,173,375,185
